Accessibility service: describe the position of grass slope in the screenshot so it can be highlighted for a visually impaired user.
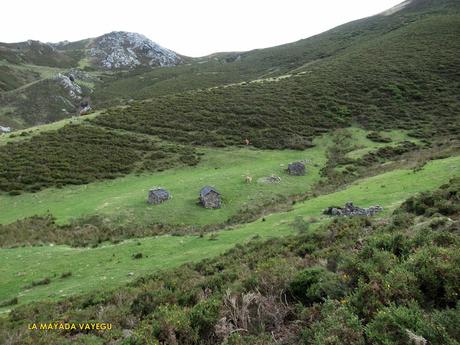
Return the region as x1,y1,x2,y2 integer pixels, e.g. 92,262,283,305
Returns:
0,112,98,146
1,146,324,227
1,154,458,314
0,122,200,194
0,128,415,227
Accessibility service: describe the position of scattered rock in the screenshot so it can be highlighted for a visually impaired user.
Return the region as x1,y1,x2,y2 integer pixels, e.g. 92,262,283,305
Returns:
54,73,82,100
122,329,134,338
79,104,92,115
257,175,282,184
89,31,181,69
405,329,427,345
0,126,11,134
65,68,96,82
323,202,383,217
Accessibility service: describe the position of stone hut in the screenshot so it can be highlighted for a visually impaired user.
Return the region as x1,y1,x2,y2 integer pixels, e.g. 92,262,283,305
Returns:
147,188,170,205
199,186,221,209
287,161,306,176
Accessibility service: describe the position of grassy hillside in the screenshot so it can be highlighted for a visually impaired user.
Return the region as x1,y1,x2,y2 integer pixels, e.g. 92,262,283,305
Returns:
0,62,64,92
0,41,78,68
0,112,98,146
0,159,458,345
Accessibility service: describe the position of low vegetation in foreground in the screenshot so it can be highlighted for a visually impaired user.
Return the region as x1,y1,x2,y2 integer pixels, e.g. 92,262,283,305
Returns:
1,178,458,345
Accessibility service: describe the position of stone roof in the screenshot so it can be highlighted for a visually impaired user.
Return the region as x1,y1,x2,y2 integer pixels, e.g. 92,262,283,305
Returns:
200,186,220,198
150,188,170,197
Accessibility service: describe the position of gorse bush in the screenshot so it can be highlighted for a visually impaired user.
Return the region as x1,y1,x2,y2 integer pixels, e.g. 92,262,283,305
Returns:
301,300,365,345
366,131,392,143
289,267,344,306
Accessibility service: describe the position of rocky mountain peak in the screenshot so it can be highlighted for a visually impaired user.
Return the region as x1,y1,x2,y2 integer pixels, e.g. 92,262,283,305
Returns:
89,31,181,69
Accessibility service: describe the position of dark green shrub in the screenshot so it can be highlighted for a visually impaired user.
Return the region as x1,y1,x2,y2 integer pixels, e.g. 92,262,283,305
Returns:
131,290,176,317
189,298,221,339
405,246,460,308
366,131,392,143
431,302,460,341
0,296,18,307
302,300,365,345
366,303,456,345
150,304,197,345
289,267,344,305
27,277,51,288
60,271,72,279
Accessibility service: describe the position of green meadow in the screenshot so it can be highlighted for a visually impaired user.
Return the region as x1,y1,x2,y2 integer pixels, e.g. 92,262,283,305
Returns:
1,154,458,314
1,147,325,227
0,128,414,227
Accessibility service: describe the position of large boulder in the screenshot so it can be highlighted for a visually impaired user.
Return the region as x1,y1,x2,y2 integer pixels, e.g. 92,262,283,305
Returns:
287,162,306,176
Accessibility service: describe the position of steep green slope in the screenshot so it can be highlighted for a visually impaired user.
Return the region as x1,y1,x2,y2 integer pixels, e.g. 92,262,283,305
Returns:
0,123,199,194
1,0,458,213
0,63,61,92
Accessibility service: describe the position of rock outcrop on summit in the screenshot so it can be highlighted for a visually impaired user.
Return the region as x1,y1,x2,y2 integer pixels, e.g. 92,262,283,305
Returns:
88,32,181,69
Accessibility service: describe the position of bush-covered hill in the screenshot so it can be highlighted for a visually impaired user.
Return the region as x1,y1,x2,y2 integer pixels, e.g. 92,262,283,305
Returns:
91,0,460,148
91,0,460,107
0,78,94,128
0,124,199,194
3,0,460,131
1,178,458,344
0,40,78,69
